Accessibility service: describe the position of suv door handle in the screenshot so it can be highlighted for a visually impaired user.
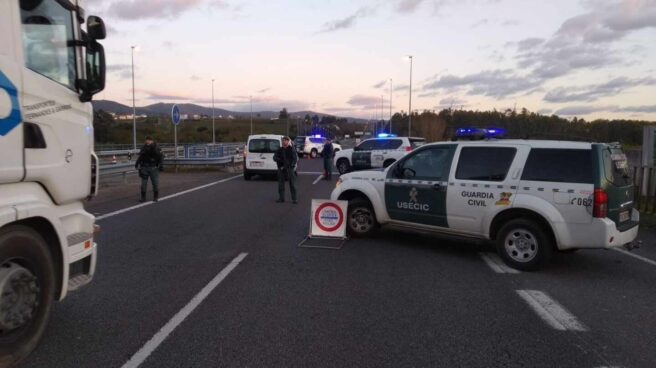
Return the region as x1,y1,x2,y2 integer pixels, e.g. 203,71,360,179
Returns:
432,183,442,191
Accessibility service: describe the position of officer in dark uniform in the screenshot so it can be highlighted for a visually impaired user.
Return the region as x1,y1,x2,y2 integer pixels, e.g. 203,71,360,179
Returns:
135,136,164,202
322,138,334,180
273,136,298,203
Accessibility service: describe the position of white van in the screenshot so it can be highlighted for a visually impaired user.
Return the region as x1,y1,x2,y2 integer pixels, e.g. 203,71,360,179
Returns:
243,134,284,180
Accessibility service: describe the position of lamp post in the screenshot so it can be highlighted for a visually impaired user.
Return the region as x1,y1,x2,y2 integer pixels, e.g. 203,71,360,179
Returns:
381,95,384,133
250,95,253,135
131,45,136,151
389,78,393,134
211,79,216,144
408,55,413,137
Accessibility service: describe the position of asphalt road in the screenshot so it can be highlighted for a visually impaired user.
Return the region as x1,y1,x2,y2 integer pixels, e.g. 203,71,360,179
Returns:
23,159,656,368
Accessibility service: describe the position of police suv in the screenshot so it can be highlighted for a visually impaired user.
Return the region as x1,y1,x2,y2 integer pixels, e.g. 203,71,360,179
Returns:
295,135,342,158
334,135,426,175
331,140,639,270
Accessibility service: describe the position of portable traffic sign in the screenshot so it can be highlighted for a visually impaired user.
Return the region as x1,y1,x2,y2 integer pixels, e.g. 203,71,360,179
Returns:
298,199,348,249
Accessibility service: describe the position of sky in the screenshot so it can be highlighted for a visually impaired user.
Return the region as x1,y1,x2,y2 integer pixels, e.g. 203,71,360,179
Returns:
88,0,656,120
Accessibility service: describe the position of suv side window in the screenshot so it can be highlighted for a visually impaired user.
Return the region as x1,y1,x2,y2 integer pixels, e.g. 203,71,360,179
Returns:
356,140,375,151
456,147,516,181
20,0,77,89
370,139,388,150
522,149,593,184
397,146,454,180
309,137,324,144
385,139,403,149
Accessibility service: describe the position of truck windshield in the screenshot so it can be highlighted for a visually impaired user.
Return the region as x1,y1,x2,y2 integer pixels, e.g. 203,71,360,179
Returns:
20,0,77,90
249,139,280,153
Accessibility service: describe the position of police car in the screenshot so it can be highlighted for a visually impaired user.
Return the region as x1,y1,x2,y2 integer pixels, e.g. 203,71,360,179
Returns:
334,135,425,175
295,135,342,158
331,139,639,270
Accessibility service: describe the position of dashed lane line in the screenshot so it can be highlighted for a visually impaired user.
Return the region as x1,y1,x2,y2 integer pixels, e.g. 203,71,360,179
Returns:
479,252,520,274
516,290,587,332
121,252,248,368
95,175,241,221
613,247,656,267
312,174,325,185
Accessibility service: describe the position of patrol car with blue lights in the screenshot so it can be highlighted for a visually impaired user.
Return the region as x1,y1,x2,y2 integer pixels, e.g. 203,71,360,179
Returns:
295,135,342,158
334,134,426,175
331,139,639,270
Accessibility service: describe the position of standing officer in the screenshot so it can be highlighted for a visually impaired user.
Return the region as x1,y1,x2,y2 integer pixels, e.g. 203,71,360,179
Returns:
273,136,298,203
135,136,163,202
322,137,334,180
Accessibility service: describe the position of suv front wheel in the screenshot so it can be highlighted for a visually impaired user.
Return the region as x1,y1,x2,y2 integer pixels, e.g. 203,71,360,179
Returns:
496,219,553,271
337,159,350,175
347,198,377,237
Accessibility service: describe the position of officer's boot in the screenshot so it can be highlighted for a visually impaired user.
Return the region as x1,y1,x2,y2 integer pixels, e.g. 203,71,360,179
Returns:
140,191,146,203
153,191,159,203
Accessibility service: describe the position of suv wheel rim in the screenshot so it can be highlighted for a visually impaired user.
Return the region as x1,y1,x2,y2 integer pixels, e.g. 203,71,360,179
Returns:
349,207,373,233
504,229,538,263
338,162,348,174
0,262,40,332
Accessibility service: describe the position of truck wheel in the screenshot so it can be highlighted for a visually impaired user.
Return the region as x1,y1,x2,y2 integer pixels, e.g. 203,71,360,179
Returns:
0,225,55,367
496,219,552,271
347,198,377,237
337,159,350,175
310,149,318,159
383,159,396,168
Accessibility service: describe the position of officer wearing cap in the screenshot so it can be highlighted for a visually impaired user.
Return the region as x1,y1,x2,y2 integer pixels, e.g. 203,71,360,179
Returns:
322,137,334,180
273,136,298,203
135,135,164,202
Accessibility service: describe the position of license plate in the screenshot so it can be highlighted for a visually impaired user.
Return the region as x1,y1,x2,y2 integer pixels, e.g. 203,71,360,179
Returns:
250,161,264,167
619,210,630,222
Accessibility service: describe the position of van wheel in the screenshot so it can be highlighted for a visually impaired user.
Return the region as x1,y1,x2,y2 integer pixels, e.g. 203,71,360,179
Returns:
337,159,350,175
310,149,318,158
496,219,552,271
383,159,396,168
347,198,377,237
0,225,55,367
243,171,252,181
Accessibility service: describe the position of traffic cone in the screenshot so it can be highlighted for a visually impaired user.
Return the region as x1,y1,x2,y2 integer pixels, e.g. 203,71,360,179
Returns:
112,155,117,164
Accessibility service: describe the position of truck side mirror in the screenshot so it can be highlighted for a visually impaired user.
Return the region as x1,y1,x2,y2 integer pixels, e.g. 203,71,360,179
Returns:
79,40,105,102
87,16,106,40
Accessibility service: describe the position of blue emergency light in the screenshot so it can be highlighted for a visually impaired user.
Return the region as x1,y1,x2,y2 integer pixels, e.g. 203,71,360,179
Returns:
377,133,397,138
455,127,506,139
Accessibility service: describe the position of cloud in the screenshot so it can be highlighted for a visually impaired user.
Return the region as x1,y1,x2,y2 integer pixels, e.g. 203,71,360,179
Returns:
515,37,544,51
537,108,552,115
501,19,519,26
471,18,489,28
106,64,132,79
257,87,271,93
554,105,618,116
423,69,542,98
318,6,375,33
190,75,202,81
107,0,224,20
372,80,387,89
396,0,429,13
347,95,383,107
544,76,656,103
615,105,656,113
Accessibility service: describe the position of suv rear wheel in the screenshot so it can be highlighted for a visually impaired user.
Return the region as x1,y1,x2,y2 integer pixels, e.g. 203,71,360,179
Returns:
337,159,350,175
347,198,377,237
496,219,552,271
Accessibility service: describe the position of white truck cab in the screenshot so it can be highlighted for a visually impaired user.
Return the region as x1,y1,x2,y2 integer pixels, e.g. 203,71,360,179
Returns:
331,140,639,271
0,0,106,364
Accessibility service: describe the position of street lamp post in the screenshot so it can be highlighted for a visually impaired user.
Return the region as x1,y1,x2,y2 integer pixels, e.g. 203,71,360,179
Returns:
389,78,393,134
131,46,136,151
250,95,253,135
381,95,384,133
408,55,413,137
211,79,215,144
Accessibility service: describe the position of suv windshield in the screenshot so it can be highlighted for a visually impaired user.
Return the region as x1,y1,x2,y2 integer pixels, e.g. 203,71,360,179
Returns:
248,139,280,153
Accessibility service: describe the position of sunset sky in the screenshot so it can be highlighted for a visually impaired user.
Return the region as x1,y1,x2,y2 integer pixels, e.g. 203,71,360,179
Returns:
89,0,656,120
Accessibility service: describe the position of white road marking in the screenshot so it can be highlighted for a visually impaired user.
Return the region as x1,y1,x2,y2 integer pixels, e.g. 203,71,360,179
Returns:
312,174,325,185
121,252,248,368
516,290,587,332
298,171,324,175
613,247,656,267
96,175,241,221
479,253,520,274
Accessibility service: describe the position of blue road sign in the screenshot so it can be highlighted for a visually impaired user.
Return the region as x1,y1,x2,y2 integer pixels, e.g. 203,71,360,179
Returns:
171,104,181,126
0,70,22,136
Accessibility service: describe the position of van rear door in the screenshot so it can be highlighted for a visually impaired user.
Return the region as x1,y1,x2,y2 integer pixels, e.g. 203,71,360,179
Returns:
595,144,636,230
247,138,280,171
